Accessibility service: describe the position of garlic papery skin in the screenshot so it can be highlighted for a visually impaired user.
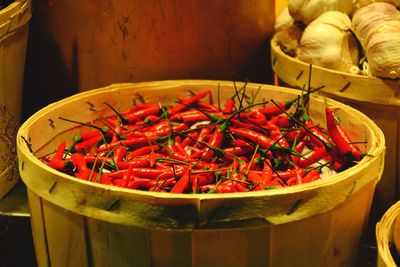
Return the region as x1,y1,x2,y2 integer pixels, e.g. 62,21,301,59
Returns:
299,11,361,74
288,0,353,25
274,7,304,57
354,0,400,9
352,2,400,79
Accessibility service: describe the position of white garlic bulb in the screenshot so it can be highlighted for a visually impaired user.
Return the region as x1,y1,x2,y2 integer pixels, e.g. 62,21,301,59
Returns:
288,0,353,25
299,11,360,74
352,2,400,79
274,7,304,57
354,0,400,8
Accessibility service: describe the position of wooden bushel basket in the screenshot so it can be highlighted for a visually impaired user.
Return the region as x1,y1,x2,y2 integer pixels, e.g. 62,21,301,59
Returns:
270,36,399,217
0,0,31,198
17,80,385,267
376,200,400,266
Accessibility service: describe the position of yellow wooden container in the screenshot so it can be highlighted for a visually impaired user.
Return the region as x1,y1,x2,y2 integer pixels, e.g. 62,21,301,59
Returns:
376,201,400,266
270,36,399,217
0,0,31,198
17,80,385,267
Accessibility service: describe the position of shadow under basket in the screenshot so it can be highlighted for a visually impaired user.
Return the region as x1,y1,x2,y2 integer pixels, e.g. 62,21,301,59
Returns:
17,80,385,267
270,36,400,218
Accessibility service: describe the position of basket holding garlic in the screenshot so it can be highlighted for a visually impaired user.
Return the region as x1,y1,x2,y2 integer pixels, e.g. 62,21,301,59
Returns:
275,0,400,79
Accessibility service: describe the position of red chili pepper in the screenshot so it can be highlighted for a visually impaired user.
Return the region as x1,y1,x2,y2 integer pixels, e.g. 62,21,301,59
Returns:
170,168,191,193
325,107,362,161
197,101,221,113
112,146,127,163
124,103,158,114
127,177,153,189
229,127,279,150
124,105,160,123
302,169,320,183
98,136,157,152
293,166,304,185
108,165,185,180
223,98,235,113
248,161,272,191
47,159,73,171
203,121,229,161
126,145,160,159
215,180,238,193
291,140,306,165
258,98,297,117
168,90,210,115
119,165,133,187
180,131,198,148
46,141,74,171
285,128,306,142
74,135,103,152
71,153,95,180
278,116,291,128
304,120,332,149
76,130,102,141
230,119,254,128
246,110,267,125
298,146,328,168
223,146,253,162
71,153,90,173
265,121,290,148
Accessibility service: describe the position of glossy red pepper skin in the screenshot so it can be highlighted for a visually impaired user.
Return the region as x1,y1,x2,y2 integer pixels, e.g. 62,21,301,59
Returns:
124,105,160,123
298,146,328,168
168,90,210,115
97,136,157,152
302,169,320,183
258,98,296,118
74,135,103,152
325,107,361,161
229,127,278,150
223,98,235,113
170,168,191,193
202,122,228,162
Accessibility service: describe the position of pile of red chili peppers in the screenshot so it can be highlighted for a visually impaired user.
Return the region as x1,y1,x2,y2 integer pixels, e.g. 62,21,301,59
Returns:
42,88,365,193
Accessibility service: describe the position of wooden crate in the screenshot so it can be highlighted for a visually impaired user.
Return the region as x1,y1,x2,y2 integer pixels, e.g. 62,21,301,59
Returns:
0,0,31,198
17,80,385,267
270,36,399,218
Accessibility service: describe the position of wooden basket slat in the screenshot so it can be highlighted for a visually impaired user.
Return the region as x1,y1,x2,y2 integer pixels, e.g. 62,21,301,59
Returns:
42,200,89,267
86,219,151,267
27,189,50,267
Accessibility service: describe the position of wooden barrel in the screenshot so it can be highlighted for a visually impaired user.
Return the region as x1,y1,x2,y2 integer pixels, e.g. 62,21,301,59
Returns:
22,1,275,119
0,0,31,198
17,80,385,267
270,36,399,219
376,201,400,266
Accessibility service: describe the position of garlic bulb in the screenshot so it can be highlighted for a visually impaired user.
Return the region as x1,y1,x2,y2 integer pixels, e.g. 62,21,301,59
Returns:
352,2,400,79
288,0,353,25
354,0,400,8
299,11,360,74
274,7,304,57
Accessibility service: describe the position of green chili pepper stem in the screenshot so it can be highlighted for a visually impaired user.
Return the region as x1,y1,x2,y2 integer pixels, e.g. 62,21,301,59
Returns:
103,102,129,125
270,99,334,152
